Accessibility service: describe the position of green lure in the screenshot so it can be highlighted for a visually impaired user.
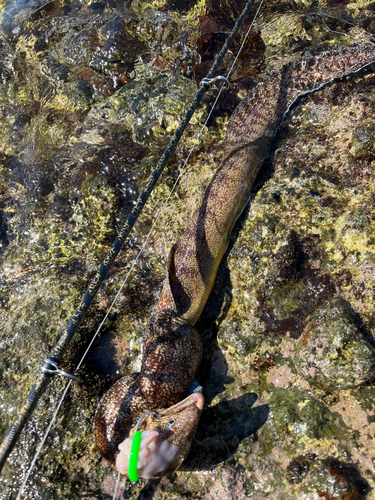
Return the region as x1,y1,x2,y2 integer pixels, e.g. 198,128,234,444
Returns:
128,411,161,482
128,431,142,482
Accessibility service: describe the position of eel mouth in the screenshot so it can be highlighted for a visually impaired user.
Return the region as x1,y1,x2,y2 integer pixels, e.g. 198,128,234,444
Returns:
115,392,204,479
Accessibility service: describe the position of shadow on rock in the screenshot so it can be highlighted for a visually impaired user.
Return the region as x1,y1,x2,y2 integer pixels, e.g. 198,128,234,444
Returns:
181,392,269,470
286,455,371,499
133,479,160,500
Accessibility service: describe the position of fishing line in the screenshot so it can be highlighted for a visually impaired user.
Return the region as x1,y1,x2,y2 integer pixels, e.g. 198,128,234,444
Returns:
226,0,264,77
14,1,264,497
112,473,121,500
15,381,72,500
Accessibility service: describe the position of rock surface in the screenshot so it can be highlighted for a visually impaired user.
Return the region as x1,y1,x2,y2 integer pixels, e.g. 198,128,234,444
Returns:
295,296,375,390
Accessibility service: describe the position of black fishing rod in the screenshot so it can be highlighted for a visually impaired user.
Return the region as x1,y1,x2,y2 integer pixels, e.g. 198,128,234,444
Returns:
0,0,256,472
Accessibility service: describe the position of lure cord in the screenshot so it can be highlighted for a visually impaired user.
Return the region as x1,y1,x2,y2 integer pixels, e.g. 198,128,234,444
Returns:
13,0,264,497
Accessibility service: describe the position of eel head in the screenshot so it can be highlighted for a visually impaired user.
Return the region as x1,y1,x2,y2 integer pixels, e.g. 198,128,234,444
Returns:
115,392,204,479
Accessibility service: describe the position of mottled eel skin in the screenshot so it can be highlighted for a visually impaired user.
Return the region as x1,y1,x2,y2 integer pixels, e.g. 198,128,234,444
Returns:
94,45,375,476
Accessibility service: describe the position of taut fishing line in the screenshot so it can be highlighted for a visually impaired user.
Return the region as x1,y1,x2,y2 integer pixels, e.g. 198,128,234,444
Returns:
15,1,264,497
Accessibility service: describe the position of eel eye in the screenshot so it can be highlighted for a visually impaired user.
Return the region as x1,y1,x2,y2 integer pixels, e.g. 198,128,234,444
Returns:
166,419,175,429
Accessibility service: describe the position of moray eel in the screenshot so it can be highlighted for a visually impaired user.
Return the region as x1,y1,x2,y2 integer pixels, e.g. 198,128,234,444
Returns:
94,44,375,479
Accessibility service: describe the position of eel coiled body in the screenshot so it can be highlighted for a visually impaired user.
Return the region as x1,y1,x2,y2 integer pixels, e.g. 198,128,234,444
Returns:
94,45,375,478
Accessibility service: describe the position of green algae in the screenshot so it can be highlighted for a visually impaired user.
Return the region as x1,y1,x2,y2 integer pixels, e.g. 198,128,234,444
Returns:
351,120,375,155
267,388,351,447
96,63,202,146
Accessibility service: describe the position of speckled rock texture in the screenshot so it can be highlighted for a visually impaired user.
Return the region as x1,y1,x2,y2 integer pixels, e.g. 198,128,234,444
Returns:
295,296,375,390
1,0,375,499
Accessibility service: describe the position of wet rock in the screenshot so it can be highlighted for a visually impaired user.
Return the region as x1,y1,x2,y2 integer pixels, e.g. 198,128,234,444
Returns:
144,10,201,76
350,120,375,155
204,0,246,26
261,388,349,456
89,66,201,146
255,232,335,338
71,80,95,108
295,297,375,390
286,455,311,483
35,173,55,197
160,0,197,13
287,456,369,499
0,213,8,254
72,174,118,244
221,320,262,356
90,12,146,77
0,180,10,257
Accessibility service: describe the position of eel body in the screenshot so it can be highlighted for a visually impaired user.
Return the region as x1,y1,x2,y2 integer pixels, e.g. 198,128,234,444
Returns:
94,44,375,477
